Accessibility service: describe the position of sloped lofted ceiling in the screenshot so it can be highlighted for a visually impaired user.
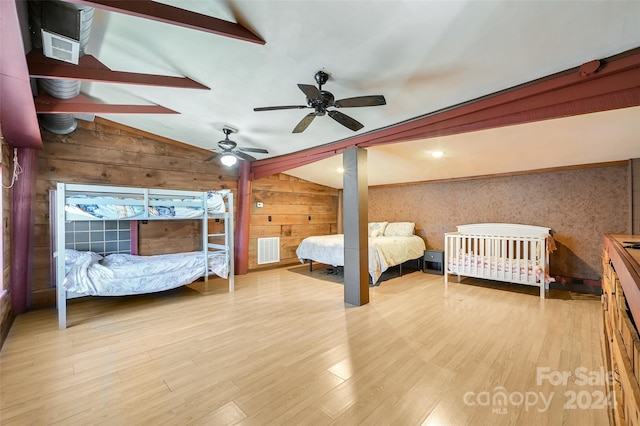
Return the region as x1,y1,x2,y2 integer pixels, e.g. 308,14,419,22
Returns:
4,0,640,188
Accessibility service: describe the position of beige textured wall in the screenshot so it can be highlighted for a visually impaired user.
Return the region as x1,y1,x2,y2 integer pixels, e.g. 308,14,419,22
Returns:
369,165,629,280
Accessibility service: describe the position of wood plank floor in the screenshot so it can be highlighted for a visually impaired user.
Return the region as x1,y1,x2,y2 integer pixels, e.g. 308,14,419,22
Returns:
0,265,609,425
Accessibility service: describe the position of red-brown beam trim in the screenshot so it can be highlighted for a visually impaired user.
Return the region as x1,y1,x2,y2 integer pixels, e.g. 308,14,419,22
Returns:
235,161,251,275
27,50,210,90
34,93,179,114
61,0,265,44
250,48,640,180
0,0,42,149
361,87,640,148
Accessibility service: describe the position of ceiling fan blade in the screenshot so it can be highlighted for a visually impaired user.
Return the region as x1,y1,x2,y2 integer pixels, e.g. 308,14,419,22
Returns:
292,113,316,133
239,147,269,154
235,151,257,162
328,110,364,131
254,105,308,112
334,95,386,108
205,152,220,162
298,84,321,100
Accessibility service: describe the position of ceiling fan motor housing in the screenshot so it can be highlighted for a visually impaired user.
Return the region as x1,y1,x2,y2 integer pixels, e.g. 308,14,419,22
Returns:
307,91,334,113
218,140,237,150
314,70,329,86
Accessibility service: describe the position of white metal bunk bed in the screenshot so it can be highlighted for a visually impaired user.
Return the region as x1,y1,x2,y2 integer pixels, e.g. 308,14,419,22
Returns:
54,183,234,329
444,223,554,298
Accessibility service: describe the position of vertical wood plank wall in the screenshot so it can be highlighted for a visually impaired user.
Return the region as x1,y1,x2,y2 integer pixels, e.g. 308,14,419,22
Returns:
249,174,339,269
33,119,238,308
1,138,13,346
632,158,640,235
369,164,629,281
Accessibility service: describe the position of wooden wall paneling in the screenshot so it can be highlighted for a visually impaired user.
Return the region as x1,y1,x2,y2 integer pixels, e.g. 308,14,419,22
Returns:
250,213,336,226
137,221,202,255
253,190,337,206
33,120,239,308
1,139,14,348
247,236,302,269
249,174,339,270
632,158,640,235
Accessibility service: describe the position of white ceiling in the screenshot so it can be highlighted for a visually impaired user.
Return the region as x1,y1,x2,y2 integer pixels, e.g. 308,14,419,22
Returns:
78,0,640,187
287,106,640,188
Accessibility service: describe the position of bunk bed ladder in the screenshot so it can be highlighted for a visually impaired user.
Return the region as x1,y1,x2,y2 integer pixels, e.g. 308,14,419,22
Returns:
206,193,234,292
202,192,209,282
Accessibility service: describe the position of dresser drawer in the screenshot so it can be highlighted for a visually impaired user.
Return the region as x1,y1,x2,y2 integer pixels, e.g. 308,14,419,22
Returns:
424,250,443,263
423,250,444,275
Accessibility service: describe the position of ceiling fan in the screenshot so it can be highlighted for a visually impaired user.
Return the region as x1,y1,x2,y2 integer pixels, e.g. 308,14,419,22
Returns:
205,128,269,166
253,70,386,133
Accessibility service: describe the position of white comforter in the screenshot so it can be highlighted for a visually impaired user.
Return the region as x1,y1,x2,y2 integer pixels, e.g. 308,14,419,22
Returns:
63,251,228,296
296,234,426,283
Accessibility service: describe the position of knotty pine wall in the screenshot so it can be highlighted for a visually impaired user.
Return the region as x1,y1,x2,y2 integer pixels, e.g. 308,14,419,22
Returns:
33,119,237,308
249,174,339,269
369,163,629,281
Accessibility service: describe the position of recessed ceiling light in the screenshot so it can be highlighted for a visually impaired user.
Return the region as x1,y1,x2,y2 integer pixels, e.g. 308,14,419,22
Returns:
337,167,345,173
431,151,444,158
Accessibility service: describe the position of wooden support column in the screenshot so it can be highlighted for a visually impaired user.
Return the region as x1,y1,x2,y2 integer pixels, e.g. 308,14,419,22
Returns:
343,148,369,306
10,148,38,314
235,161,251,275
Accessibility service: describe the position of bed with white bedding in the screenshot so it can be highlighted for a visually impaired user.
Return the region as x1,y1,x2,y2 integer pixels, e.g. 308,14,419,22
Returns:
296,222,426,284
62,250,229,296
54,183,234,329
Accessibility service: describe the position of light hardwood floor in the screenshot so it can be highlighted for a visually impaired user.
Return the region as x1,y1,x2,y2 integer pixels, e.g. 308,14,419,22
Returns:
0,266,609,425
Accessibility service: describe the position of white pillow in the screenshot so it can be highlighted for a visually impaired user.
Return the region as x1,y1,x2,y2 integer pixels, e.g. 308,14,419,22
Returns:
370,229,381,237
368,222,388,237
383,222,415,237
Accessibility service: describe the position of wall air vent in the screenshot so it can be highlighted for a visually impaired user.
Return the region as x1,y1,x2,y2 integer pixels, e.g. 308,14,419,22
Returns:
41,29,80,64
257,237,280,264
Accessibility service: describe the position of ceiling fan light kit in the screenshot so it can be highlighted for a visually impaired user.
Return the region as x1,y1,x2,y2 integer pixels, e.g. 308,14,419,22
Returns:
254,70,386,133
220,153,237,166
206,127,269,166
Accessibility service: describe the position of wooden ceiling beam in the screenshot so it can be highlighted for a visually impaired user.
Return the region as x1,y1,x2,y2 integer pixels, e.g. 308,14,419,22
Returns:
61,0,265,44
250,48,640,180
27,50,210,90
364,87,640,148
34,93,178,114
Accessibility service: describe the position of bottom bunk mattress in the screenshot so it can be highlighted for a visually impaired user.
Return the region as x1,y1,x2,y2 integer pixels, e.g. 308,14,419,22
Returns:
296,234,426,283
62,249,228,296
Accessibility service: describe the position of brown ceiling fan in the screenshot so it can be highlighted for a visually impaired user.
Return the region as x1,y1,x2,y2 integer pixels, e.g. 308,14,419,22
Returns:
253,70,386,133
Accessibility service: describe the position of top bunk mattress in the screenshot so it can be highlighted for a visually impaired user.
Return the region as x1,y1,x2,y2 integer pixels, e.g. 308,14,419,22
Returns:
61,188,229,220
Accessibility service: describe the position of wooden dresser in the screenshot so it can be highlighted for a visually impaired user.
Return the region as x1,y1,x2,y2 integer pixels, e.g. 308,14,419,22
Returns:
602,234,640,426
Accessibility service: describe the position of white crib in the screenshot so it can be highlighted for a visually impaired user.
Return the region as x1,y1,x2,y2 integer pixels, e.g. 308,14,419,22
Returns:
444,223,553,298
